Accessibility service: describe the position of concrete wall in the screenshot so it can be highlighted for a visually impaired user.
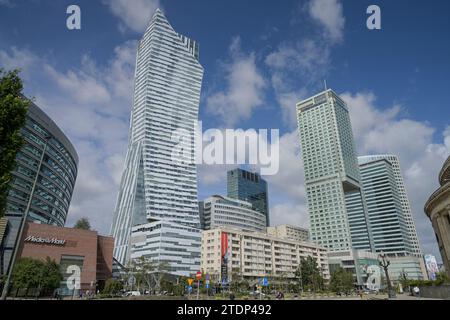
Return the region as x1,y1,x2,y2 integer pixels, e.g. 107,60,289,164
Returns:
419,285,450,300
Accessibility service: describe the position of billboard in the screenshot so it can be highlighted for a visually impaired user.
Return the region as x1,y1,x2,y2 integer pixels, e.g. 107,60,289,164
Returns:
424,254,439,280
221,232,228,284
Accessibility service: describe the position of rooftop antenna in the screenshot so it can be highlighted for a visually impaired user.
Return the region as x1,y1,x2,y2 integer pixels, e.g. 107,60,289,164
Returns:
324,79,328,90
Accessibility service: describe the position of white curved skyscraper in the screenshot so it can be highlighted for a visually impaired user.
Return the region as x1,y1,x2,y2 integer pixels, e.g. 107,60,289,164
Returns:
110,9,204,275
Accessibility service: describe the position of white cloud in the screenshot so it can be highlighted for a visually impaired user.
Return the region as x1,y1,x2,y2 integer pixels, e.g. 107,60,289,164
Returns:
45,64,111,104
265,39,330,127
308,0,345,43
0,44,137,234
102,0,161,33
264,0,345,128
206,37,267,127
0,47,39,78
270,203,309,229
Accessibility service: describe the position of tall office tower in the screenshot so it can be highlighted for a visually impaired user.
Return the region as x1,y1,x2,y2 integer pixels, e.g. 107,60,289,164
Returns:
110,9,204,274
358,157,413,256
296,89,373,252
1,100,78,276
227,168,269,226
359,155,422,256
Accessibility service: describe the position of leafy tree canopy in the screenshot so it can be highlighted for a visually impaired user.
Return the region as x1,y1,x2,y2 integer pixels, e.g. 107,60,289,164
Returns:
329,267,354,293
0,69,30,218
12,257,62,293
74,217,91,230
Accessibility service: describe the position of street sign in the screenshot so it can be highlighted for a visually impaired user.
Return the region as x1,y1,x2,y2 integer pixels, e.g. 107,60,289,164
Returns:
188,286,193,293
128,275,136,286
205,283,210,289
196,271,202,281
187,278,194,286
262,277,269,287
205,274,210,281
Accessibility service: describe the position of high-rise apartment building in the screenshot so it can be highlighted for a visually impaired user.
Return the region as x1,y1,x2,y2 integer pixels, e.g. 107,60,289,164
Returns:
200,195,267,233
358,157,413,256
110,9,204,275
1,100,78,276
359,155,422,256
296,89,373,252
227,169,269,226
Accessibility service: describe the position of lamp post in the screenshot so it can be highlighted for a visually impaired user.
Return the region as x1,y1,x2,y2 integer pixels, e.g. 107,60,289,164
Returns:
378,253,396,299
1,136,51,300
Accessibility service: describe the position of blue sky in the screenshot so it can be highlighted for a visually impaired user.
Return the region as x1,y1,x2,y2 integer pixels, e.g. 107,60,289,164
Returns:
1,0,449,260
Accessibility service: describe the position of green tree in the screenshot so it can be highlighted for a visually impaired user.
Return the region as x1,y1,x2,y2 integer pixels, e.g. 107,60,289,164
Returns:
0,69,30,218
295,256,325,292
12,258,42,293
12,257,62,297
74,217,91,230
39,257,63,294
103,278,123,295
329,267,354,294
435,272,450,285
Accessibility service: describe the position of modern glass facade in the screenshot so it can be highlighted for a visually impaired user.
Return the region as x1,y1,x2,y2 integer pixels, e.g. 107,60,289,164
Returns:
359,155,422,256
358,158,413,256
296,89,373,252
110,9,204,275
227,168,269,226
201,195,267,233
1,101,79,276
130,221,202,276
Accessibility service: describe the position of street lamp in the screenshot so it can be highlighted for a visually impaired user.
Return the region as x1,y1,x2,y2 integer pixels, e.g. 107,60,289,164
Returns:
378,253,396,299
1,136,51,300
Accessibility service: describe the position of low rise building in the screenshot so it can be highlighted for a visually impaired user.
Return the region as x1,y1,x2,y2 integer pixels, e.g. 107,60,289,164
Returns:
201,227,329,282
267,224,309,242
17,222,113,295
328,250,427,290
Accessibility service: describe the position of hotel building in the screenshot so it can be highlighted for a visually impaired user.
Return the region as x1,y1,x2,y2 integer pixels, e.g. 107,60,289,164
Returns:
296,89,373,252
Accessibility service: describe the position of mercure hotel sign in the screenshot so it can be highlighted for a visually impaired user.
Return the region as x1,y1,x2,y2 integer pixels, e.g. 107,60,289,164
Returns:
24,235,66,246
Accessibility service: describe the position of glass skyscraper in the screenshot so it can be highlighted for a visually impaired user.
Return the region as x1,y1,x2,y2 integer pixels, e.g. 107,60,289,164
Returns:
358,155,422,256
296,89,373,252
227,168,269,226
358,157,413,256
1,100,78,276
110,9,204,275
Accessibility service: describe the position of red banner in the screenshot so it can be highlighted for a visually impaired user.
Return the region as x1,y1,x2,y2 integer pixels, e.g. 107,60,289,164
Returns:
221,232,228,258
